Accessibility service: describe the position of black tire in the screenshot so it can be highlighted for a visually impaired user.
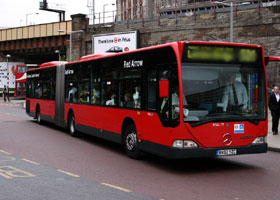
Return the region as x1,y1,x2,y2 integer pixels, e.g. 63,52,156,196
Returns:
68,113,79,137
36,106,42,124
124,124,142,159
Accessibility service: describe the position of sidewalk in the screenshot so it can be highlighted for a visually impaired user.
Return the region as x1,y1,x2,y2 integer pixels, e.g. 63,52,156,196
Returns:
267,112,280,152
0,98,26,108
1,98,280,152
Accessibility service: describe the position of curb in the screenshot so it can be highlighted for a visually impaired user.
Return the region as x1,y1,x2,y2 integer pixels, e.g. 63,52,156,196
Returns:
268,147,280,153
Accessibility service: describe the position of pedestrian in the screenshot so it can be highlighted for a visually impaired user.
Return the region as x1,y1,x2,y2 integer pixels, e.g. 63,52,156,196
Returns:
6,85,10,102
268,85,280,135
3,85,7,102
272,84,275,95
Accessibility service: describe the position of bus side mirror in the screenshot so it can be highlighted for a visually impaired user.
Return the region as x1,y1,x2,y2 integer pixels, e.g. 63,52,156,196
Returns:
159,80,169,98
265,56,280,65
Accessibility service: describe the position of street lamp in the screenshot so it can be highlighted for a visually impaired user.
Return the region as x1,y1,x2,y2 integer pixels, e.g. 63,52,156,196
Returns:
55,50,61,61
213,1,250,42
26,12,39,26
58,30,84,62
103,3,115,24
6,54,11,87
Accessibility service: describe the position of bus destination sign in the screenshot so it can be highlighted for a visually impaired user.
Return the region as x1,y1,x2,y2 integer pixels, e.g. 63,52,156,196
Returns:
184,45,259,64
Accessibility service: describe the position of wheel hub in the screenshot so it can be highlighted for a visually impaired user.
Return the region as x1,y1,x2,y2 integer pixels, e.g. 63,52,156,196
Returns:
126,131,136,151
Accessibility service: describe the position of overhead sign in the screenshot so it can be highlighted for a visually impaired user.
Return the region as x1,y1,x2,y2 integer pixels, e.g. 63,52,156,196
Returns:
93,31,137,54
0,62,23,88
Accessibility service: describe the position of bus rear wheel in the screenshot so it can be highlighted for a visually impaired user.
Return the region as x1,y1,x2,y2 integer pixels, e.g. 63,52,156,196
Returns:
124,124,142,159
68,113,79,137
36,106,42,124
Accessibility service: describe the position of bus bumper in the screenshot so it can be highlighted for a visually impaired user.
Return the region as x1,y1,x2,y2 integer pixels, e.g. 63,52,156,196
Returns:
139,141,267,159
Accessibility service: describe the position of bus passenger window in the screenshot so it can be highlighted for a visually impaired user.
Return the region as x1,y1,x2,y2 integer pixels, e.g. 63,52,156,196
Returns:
133,86,141,108
120,80,141,109
42,82,50,99
122,93,134,108
91,67,101,105
103,80,118,106
79,83,90,103
92,84,100,104
147,70,157,111
66,82,78,103
106,93,117,106
35,83,42,99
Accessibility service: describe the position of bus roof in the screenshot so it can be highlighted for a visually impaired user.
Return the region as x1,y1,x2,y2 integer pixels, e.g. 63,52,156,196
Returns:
27,61,68,71
186,41,262,48
75,41,262,64
27,41,263,70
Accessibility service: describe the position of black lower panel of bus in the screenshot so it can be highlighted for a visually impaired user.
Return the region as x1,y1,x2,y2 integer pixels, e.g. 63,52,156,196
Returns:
76,124,122,144
138,141,267,159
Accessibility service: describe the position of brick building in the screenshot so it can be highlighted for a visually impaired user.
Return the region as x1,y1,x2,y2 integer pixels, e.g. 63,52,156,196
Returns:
116,0,211,21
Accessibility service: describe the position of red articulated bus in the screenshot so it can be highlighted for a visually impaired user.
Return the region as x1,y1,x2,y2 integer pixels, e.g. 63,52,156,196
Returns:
14,64,39,97
26,41,268,159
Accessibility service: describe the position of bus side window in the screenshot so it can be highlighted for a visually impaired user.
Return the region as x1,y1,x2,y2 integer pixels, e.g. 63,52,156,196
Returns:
120,80,141,109
35,82,42,99
78,63,91,104
119,66,142,109
65,64,78,103
42,81,50,99
101,61,118,107
50,68,56,100
66,82,78,103
147,69,157,111
91,63,101,105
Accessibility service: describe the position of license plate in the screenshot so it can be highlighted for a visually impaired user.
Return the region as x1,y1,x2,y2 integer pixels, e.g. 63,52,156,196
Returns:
216,149,237,156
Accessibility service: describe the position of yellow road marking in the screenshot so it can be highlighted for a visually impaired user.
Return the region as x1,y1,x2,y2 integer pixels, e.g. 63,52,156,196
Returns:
0,150,11,155
57,169,80,178
101,183,131,193
21,159,40,165
0,156,16,162
0,166,35,179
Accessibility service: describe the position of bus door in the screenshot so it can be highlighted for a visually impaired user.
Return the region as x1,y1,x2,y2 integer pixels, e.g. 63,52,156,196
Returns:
141,64,180,145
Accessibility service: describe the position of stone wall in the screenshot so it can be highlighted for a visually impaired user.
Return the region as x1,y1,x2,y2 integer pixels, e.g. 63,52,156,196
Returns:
111,6,280,85
113,6,280,56
74,5,280,85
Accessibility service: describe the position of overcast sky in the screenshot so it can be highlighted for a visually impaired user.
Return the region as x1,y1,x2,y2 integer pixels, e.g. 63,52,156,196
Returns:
0,0,116,28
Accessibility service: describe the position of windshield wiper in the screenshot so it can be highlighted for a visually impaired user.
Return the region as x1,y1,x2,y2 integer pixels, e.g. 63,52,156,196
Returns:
225,112,260,125
189,118,225,127
189,113,260,127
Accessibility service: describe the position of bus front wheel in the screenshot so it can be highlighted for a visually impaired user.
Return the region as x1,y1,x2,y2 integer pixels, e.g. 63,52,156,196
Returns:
124,124,142,159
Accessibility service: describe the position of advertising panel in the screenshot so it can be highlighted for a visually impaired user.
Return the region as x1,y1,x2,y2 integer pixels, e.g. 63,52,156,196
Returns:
93,31,137,54
0,62,23,89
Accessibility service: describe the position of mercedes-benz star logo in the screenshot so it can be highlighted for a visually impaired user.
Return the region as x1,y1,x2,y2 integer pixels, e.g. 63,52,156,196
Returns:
223,133,233,146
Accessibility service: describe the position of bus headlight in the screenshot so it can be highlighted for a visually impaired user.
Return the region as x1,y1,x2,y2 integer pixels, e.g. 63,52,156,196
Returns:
173,140,198,148
252,137,267,144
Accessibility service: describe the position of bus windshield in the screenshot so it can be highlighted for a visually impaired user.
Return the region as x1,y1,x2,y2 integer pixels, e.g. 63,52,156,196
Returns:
181,63,266,126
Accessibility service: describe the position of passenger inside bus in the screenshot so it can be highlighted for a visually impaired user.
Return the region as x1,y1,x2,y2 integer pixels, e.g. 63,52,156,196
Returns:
68,86,77,103
106,93,117,106
92,87,100,104
35,84,42,99
80,85,90,103
122,93,134,108
133,86,141,108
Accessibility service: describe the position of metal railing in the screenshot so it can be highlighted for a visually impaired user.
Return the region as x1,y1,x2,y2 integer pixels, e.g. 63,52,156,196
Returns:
89,0,279,27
